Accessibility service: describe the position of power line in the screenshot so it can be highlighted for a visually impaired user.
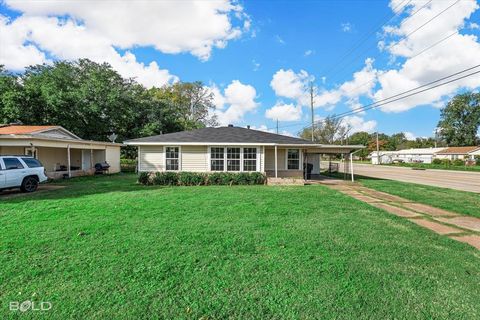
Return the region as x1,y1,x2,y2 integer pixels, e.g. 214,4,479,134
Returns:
321,0,413,78
269,65,480,132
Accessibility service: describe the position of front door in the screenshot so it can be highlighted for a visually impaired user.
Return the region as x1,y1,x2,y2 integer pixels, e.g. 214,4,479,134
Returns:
82,150,92,170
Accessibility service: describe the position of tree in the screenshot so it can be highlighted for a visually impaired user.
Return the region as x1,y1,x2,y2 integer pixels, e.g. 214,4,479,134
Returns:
349,131,370,159
437,92,480,146
0,66,23,124
299,115,351,144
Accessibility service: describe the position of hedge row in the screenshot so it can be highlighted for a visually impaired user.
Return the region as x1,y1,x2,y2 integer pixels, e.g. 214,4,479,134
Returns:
432,158,468,166
138,171,266,186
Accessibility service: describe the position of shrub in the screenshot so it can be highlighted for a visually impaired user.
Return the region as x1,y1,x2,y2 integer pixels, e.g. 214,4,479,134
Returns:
178,172,206,186
452,159,465,166
138,172,150,185
475,156,480,166
432,158,442,165
138,171,266,186
440,159,451,166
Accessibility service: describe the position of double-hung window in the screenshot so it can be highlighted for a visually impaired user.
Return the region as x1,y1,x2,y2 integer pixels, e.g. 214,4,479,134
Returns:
210,147,224,171
210,147,258,172
243,148,257,171
287,149,300,170
227,148,240,171
165,147,179,171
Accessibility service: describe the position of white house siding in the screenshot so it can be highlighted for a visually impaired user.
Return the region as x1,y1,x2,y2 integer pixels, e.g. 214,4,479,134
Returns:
139,146,164,172
181,145,208,172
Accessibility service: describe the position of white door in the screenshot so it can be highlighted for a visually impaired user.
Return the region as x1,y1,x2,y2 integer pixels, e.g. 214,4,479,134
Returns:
2,157,26,187
82,150,91,170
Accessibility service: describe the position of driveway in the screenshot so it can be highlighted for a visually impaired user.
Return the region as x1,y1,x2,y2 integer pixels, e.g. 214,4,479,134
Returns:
0,185,65,199
341,163,480,193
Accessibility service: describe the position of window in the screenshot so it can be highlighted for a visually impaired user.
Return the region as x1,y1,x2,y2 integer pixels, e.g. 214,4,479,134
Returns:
210,147,224,171
3,158,24,170
22,158,43,168
243,148,257,171
227,147,240,171
287,149,300,170
165,147,179,170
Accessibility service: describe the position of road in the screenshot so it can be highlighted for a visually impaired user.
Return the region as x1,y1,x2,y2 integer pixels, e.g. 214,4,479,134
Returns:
340,163,480,193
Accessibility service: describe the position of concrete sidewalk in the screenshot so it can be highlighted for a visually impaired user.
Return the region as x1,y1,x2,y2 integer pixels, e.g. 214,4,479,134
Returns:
322,180,480,250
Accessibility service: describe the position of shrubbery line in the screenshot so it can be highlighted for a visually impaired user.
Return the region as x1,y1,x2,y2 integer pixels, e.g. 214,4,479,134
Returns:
138,171,267,186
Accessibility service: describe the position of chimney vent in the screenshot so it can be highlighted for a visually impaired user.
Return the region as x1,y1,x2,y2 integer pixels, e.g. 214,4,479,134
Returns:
247,125,250,129
228,124,234,127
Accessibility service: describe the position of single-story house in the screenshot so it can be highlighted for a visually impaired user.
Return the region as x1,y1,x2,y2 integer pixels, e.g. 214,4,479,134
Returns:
124,125,364,180
0,125,121,179
434,146,480,161
369,147,445,164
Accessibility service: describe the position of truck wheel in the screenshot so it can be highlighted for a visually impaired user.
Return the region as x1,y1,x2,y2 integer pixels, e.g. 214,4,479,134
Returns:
21,176,39,193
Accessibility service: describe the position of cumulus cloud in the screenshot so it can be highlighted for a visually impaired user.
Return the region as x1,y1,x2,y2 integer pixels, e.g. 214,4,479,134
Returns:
341,22,354,33
0,0,249,87
265,102,302,121
342,115,377,133
315,58,378,110
375,0,480,112
209,81,259,125
403,131,416,140
270,69,311,100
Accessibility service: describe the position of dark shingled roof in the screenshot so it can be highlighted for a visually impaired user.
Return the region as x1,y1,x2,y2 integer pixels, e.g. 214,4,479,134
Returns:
124,126,317,145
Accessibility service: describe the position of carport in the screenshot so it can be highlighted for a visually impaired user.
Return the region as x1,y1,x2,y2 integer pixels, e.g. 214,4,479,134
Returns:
302,145,364,182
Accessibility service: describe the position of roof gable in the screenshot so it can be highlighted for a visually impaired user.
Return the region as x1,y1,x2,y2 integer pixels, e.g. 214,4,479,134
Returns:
124,126,317,145
0,125,81,140
436,146,480,154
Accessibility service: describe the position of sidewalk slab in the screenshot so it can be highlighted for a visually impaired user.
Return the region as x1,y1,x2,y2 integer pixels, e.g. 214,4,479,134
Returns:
450,235,480,250
407,218,463,235
401,203,458,217
435,216,480,232
369,202,421,218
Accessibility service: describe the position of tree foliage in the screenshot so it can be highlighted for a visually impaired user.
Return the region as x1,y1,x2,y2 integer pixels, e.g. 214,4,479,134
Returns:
299,115,352,144
437,92,480,146
0,60,217,150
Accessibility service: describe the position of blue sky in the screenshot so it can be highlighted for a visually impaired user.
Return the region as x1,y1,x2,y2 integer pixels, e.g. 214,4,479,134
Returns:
1,0,479,138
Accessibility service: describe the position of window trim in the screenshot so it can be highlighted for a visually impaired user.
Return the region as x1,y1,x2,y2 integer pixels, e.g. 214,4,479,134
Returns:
285,148,302,171
164,146,181,171
208,146,260,172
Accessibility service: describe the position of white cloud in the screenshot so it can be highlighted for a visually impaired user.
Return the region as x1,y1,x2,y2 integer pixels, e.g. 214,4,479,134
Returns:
265,102,302,121
209,80,259,125
315,58,378,109
375,0,480,112
341,22,354,33
342,116,377,133
270,69,312,100
0,0,249,87
304,49,314,56
403,131,416,140
4,0,247,61
252,59,260,71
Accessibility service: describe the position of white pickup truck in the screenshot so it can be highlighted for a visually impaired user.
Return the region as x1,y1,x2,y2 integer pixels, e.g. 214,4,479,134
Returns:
0,156,48,193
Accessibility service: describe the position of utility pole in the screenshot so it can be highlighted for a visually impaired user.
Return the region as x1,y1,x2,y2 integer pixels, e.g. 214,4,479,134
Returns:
434,128,438,148
310,82,315,142
276,119,279,134
376,131,380,165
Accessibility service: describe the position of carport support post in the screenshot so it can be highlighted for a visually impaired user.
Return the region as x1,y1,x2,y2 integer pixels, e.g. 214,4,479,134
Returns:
350,152,354,182
67,144,71,178
274,145,278,178
90,149,94,173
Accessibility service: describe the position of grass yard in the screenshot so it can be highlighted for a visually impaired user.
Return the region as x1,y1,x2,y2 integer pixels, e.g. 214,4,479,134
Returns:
353,175,480,218
1,174,479,319
384,162,480,172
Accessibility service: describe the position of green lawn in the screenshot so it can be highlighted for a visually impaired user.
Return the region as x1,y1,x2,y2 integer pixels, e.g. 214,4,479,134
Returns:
1,174,479,319
384,162,480,172
354,175,480,218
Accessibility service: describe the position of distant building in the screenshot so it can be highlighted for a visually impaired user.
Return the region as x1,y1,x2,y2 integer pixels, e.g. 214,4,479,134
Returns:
435,146,480,161
369,148,446,164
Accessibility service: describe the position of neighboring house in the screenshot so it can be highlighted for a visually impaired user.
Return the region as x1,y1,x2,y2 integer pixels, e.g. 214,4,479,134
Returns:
369,148,445,164
0,125,121,179
435,146,480,161
124,125,363,179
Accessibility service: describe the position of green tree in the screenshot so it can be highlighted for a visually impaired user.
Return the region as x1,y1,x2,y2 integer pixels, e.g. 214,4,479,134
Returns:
299,115,351,144
0,66,23,124
349,131,370,159
437,92,480,146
